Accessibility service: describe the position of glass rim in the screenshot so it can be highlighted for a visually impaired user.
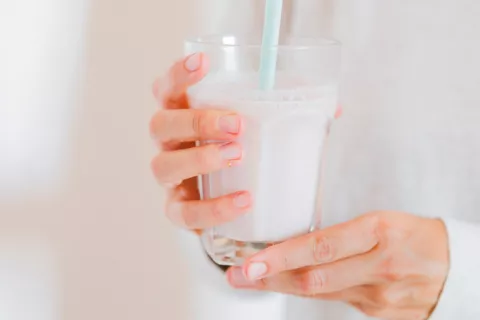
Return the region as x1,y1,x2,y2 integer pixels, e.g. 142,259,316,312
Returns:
185,34,341,50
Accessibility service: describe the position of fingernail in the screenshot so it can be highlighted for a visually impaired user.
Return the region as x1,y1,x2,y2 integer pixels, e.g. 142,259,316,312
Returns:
219,115,240,134
233,192,251,208
184,53,202,72
246,262,268,280
229,268,255,287
220,143,242,161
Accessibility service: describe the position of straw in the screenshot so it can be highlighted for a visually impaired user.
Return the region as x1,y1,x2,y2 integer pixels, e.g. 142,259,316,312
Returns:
259,0,284,90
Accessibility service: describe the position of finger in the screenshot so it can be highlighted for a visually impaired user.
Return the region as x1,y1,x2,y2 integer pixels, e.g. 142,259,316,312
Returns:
167,180,203,236
228,269,394,308
151,142,242,185
227,266,369,300
150,109,242,144
233,254,375,295
242,214,380,280
165,191,252,229
152,52,209,109
289,255,376,294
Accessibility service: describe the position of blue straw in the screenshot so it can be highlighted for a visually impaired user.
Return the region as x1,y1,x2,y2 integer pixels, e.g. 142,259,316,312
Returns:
259,0,283,90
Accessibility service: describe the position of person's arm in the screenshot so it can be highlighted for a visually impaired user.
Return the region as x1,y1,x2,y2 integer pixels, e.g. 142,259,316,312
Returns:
429,219,480,319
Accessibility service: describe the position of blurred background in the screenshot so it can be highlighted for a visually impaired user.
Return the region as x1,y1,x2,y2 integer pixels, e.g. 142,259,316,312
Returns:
1,0,304,318
2,0,198,319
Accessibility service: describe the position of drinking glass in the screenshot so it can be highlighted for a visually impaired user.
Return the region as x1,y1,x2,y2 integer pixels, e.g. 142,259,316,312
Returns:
185,34,341,266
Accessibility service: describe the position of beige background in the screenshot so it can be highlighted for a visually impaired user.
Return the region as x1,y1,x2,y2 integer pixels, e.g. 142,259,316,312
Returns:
61,0,193,319
1,0,194,319
1,0,289,319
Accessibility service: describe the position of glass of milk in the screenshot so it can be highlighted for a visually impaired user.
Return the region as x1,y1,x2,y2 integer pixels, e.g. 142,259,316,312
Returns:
185,34,341,266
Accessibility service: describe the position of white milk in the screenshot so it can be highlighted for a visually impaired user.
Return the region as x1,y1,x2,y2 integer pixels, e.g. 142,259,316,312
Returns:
189,78,338,243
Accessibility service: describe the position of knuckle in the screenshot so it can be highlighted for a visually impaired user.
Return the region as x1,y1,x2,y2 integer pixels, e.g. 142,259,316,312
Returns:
372,211,408,245
312,235,334,263
366,212,382,243
191,110,210,136
367,211,385,242
299,270,325,295
377,254,405,282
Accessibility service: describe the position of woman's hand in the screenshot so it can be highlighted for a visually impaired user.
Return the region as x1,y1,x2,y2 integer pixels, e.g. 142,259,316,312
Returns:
227,211,450,320
150,54,343,235
149,53,252,233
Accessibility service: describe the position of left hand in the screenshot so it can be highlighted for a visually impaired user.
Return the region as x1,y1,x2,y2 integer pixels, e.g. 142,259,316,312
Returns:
227,211,450,320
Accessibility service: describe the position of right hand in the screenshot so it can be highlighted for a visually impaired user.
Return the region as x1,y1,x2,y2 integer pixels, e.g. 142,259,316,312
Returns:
149,53,252,233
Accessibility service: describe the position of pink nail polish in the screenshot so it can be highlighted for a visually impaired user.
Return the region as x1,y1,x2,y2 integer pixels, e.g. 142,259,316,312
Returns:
184,53,202,72
220,142,242,161
233,192,251,209
219,115,240,134
247,262,268,280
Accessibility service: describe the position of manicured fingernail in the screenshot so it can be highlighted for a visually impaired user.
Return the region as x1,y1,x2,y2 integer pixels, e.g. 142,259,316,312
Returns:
219,115,240,134
246,262,268,280
229,268,255,287
184,53,202,72
220,143,242,161
233,192,251,208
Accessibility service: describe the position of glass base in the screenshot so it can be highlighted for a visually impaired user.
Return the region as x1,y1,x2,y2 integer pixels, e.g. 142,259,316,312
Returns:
202,234,277,266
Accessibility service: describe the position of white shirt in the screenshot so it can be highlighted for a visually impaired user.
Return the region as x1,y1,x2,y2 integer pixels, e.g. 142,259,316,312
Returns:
181,1,480,319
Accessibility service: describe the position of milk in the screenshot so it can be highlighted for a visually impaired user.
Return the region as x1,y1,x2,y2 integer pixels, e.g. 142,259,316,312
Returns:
189,78,338,243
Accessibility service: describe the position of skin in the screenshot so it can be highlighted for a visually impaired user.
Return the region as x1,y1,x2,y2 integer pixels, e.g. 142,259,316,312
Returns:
150,53,252,234
150,54,450,320
227,212,449,320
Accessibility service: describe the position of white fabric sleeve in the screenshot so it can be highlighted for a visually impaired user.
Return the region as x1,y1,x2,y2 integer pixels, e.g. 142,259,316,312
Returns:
175,230,288,320
429,219,480,320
